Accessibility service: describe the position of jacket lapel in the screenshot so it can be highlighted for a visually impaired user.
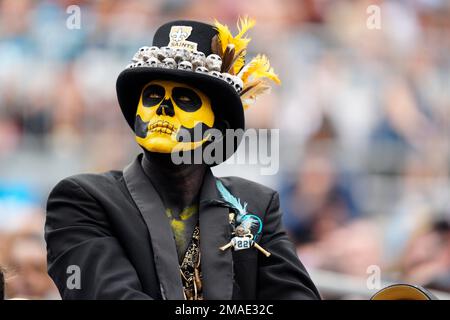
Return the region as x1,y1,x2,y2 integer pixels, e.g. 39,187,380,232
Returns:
199,169,234,300
123,155,184,300
123,155,234,300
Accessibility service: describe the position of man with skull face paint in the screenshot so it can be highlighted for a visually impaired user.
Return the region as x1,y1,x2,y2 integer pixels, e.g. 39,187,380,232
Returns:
136,79,215,267
45,19,320,300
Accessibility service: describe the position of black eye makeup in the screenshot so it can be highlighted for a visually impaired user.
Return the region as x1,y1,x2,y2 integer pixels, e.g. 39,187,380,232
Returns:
142,84,165,107
172,87,202,112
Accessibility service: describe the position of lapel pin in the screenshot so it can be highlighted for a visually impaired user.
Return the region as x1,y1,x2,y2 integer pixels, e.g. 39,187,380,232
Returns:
220,225,271,257
216,180,271,257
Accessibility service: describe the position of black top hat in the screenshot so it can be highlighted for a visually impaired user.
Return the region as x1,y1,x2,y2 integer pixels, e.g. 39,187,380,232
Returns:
116,20,245,164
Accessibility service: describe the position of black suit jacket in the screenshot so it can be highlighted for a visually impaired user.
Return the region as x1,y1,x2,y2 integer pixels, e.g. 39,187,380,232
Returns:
45,154,320,300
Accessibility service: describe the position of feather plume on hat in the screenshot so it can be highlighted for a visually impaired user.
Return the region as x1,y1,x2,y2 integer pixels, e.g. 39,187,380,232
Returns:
212,17,280,109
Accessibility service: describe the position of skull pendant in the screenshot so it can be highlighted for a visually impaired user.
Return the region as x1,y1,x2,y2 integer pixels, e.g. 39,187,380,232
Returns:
174,48,191,63
222,73,234,85
148,46,160,57
178,60,193,71
205,54,222,72
195,66,209,74
162,58,177,69
209,70,223,79
190,50,206,69
142,46,161,61
134,61,146,68
132,46,151,62
232,76,244,93
146,57,160,68
158,46,174,60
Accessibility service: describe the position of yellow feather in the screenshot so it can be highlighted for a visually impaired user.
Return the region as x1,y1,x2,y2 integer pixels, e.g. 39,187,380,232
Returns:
213,17,255,74
212,18,279,109
236,16,256,39
213,19,233,57
233,16,255,73
241,80,271,109
239,54,281,86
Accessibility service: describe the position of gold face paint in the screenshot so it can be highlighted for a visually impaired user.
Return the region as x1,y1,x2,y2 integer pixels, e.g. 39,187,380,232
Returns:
135,80,215,153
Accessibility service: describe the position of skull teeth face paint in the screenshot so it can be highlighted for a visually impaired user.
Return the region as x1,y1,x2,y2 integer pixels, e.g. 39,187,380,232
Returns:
135,80,215,153
148,120,177,134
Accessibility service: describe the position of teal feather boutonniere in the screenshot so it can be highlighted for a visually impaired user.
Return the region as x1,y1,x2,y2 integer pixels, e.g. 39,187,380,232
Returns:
215,179,270,256
215,179,248,217
215,179,262,237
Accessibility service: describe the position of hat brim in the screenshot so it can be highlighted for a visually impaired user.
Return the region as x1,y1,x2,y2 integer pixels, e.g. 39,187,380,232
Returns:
116,67,245,165
370,284,437,300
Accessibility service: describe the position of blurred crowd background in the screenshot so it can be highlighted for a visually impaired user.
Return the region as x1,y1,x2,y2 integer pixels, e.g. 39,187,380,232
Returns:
0,0,449,299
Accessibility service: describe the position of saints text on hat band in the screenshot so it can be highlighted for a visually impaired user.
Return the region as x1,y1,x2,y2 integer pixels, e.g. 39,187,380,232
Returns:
168,26,198,51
